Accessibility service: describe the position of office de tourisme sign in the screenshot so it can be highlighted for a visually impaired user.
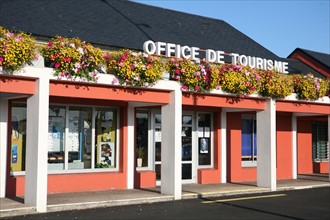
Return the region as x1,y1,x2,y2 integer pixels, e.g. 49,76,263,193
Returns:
143,40,289,74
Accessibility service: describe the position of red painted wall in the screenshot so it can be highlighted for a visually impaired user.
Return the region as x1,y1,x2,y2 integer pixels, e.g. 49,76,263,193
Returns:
134,171,156,188
227,112,256,182
297,120,313,174
276,114,293,179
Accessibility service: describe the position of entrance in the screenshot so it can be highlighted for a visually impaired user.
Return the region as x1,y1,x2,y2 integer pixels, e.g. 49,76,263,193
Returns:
135,110,213,186
153,112,197,185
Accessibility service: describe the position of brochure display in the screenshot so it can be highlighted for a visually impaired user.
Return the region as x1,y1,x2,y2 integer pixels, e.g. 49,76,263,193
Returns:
11,111,26,172
96,110,117,168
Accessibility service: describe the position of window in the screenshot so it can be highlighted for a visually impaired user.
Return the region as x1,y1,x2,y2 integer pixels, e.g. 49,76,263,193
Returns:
95,109,118,168
48,106,66,170
11,103,119,174
241,114,257,164
10,103,27,172
136,110,149,168
198,113,212,166
154,113,161,180
312,122,328,162
68,107,92,170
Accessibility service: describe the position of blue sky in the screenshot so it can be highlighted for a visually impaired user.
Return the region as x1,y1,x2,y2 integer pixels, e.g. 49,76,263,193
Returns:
133,0,330,58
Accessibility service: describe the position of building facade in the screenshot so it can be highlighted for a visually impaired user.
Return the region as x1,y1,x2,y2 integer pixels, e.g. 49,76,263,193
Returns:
0,0,329,213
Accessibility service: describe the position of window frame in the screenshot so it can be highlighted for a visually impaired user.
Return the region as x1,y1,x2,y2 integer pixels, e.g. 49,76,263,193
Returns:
136,108,152,171
10,103,121,176
312,121,329,163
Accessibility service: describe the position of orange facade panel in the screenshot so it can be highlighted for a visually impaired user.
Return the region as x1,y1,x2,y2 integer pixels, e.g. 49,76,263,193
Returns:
277,101,330,115
182,93,266,110
49,81,170,104
0,75,35,95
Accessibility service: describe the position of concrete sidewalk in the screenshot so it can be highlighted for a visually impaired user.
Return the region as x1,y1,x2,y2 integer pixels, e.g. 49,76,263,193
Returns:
1,174,329,218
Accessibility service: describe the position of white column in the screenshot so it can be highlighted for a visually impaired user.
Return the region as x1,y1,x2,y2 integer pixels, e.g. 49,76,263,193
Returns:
257,98,276,191
161,87,182,199
25,75,49,212
328,115,330,182
126,104,135,189
220,110,227,183
0,100,8,198
292,115,297,179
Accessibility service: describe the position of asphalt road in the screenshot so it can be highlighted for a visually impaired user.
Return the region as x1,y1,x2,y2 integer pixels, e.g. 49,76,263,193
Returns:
4,187,330,220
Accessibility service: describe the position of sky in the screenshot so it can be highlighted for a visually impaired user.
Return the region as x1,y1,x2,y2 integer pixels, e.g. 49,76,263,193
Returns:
133,0,330,58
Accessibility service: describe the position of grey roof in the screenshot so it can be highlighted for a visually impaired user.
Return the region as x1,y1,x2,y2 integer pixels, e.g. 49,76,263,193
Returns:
0,0,279,58
0,0,326,76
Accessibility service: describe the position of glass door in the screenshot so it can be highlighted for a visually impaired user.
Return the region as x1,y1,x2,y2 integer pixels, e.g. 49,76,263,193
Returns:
182,114,195,183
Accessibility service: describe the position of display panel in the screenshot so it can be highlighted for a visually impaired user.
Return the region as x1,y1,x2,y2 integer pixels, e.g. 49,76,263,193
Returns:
95,109,117,168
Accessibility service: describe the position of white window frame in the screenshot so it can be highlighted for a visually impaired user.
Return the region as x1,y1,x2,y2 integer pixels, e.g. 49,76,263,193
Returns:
136,108,153,171
10,103,121,176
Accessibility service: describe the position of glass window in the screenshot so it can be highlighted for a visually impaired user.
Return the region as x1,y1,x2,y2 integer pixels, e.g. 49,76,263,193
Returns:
95,109,117,168
68,107,92,170
136,110,149,168
198,113,212,166
241,114,257,162
48,106,66,170
312,122,328,162
10,103,27,172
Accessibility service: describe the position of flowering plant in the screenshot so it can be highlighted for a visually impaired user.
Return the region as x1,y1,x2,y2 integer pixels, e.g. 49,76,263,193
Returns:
292,74,329,100
166,58,219,92
104,50,163,86
259,70,294,98
217,64,260,98
40,36,104,81
0,26,37,73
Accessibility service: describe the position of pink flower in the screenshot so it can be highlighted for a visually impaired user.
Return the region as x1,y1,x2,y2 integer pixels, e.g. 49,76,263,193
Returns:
103,53,111,60
175,75,180,79
64,57,72,62
195,71,201,76
35,54,39,60
234,65,242,71
15,35,23,41
182,85,188,91
112,78,119,84
174,69,180,75
0,57,4,62
195,86,200,91
5,32,14,37
54,63,61,69
47,42,53,48
251,86,255,90
130,65,135,70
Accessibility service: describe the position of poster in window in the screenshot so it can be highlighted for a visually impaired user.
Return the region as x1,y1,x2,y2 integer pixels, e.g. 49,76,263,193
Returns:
99,142,115,166
198,127,204,137
155,127,162,142
12,145,18,163
204,127,210,138
199,138,209,154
